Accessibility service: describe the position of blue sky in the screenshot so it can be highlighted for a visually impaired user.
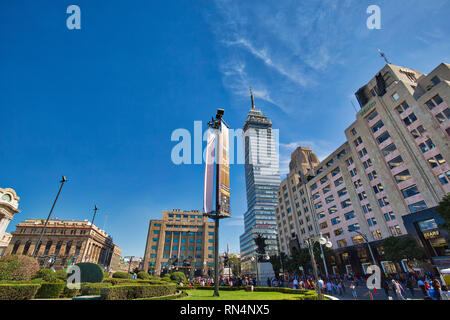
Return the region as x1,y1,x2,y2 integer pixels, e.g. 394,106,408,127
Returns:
1,0,449,257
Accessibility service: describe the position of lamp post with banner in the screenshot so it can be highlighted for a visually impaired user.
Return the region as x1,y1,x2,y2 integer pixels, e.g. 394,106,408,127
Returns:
204,108,232,297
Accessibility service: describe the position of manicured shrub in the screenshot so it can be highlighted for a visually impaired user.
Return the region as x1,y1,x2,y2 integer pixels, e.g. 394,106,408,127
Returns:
170,272,186,283
60,285,80,298
35,282,66,299
103,271,110,280
74,263,103,283
112,271,129,279
137,271,150,280
0,283,41,300
137,290,188,300
103,278,165,285
33,269,59,282
0,255,40,281
80,282,112,296
100,283,177,300
56,270,68,281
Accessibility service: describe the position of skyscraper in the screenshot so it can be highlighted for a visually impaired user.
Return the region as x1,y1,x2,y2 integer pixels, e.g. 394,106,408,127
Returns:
240,90,281,275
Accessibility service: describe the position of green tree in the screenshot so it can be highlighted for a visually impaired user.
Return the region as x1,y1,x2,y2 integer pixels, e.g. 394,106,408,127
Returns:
0,255,40,281
381,236,426,264
436,193,450,233
229,254,241,277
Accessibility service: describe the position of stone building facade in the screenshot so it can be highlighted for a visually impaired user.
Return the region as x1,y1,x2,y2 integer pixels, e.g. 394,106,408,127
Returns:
0,187,20,256
4,218,122,270
143,209,215,277
276,62,450,275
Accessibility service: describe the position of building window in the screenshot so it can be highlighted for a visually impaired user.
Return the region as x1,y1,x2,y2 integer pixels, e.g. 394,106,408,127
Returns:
394,170,412,183
384,212,396,221
402,113,417,126
331,217,340,225
431,76,441,85
401,185,420,198
328,206,337,215
338,188,347,197
334,177,344,187
425,95,443,110
371,120,384,133
352,235,364,244
319,222,328,229
334,228,344,236
348,223,360,232
376,131,391,144
381,143,397,157
438,173,449,185
388,156,404,169
366,110,379,122
392,93,400,101
337,239,347,248
341,199,352,209
395,101,410,114
354,137,363,147
344,211,355,220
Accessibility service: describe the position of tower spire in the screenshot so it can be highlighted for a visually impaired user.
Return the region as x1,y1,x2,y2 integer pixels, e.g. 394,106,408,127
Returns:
377,49,391,64
250,87,255,109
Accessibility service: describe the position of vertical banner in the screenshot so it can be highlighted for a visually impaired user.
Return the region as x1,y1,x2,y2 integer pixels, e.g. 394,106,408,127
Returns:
218,124,231,217
203,130,216,214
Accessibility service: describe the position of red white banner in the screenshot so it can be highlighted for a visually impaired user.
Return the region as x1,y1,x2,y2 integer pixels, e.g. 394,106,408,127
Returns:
203,130,216,214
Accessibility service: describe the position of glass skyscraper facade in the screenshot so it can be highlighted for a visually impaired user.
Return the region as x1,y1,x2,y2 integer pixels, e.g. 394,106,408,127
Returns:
240,94,281,275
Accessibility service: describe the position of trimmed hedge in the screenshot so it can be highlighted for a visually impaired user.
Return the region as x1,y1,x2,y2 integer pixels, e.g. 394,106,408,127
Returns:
137,271,151,280
61,286,80,298
80,282,113,296
112,271,129,279
136,290,189,300
0,283,41,300
103,279,166,286
100,283,177,300
170,272,186,283
36,282,66,299
33,269,59,282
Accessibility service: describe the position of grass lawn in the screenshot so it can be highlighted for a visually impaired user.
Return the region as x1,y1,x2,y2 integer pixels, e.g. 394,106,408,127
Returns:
179,289,317,300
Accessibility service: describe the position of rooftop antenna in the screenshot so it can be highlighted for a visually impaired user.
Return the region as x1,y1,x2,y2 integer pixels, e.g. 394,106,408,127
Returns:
377,49,391,64
350,100,358,113
250,87,255,109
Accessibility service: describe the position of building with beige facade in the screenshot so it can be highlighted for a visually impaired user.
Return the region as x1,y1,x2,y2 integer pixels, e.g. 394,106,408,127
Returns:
143,209,215,277
4,218,122,270
0,187,20,256
276,62,450,275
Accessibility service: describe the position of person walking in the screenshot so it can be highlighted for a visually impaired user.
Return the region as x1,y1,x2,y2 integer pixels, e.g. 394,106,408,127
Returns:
392,279,406,300
428,279,442,300
406,277,415,298
350,282,358,300
417,278,427,297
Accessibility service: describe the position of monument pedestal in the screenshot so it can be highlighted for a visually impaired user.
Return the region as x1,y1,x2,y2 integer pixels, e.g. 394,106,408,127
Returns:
257,262,275,287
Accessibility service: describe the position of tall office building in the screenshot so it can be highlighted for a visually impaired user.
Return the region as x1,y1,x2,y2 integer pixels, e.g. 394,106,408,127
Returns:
276,62,450,275
240,90,281,275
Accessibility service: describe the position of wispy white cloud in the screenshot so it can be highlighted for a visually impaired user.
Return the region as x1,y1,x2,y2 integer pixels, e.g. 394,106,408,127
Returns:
207,0,360,115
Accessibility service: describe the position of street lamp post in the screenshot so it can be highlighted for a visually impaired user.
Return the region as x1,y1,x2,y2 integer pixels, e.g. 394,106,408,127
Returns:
81,205,98,263
205,108,231,297
304,234,332,300
33,176,67,258
353,230,378,266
